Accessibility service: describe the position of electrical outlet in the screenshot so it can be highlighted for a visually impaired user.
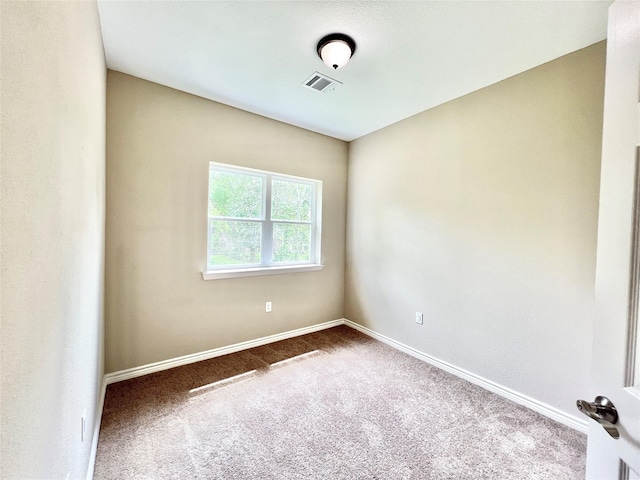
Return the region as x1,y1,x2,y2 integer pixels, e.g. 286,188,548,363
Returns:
415,312,423,325
266,301,272,313
81,409,87,442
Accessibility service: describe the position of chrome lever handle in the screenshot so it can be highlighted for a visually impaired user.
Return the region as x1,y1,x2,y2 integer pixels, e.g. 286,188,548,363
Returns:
576,396,619,439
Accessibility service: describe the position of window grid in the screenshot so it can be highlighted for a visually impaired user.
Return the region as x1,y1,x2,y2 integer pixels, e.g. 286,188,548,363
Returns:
207,163,321,272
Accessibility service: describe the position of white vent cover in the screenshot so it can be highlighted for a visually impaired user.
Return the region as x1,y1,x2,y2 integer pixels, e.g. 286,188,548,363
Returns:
302,71,342,93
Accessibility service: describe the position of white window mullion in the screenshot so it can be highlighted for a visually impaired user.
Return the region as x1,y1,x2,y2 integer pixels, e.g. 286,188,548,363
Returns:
207,216,213,269
310,183,317,264
263,175,273,265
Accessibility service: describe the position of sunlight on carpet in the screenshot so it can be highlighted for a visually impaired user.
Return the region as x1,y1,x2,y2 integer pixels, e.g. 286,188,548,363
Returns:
94,326,586,479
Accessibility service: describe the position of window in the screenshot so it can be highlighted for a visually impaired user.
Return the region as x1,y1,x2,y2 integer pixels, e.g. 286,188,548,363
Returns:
203,162,323,279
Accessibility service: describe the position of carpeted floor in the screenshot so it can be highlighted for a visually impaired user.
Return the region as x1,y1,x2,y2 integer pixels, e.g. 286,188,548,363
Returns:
94,326,586,479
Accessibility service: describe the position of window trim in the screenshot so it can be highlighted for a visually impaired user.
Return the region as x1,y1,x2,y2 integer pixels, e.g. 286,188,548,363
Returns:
202,263,324,280
204,162,323,280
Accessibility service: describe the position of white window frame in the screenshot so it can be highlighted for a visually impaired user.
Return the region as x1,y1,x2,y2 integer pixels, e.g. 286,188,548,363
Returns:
203,162,323,280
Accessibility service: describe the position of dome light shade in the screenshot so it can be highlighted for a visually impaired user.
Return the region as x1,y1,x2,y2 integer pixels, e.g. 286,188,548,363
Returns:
317,33,356,70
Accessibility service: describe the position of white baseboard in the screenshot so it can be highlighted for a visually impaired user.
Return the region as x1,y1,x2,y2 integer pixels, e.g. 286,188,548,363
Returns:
86,377,107,480
342,319,589,434
104,319,346,385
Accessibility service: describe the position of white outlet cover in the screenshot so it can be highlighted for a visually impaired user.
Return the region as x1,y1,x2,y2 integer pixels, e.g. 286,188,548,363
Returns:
415,312,423,325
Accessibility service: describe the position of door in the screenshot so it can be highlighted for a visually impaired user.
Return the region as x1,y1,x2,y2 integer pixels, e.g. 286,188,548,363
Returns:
586,1,640,478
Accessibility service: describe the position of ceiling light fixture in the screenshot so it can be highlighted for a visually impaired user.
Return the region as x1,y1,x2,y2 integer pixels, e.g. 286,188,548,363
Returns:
317,33,356,70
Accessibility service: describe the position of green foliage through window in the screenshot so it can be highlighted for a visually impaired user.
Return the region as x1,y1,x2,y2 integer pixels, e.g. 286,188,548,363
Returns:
209,221,261,266
207,163,320,270
209,171,263,219
272,180,312,222
273,223,311,262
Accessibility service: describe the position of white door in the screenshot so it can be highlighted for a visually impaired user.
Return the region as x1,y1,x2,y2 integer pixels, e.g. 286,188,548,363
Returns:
585,1,640,479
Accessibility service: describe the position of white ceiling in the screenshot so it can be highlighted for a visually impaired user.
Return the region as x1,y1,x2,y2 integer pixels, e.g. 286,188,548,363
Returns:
97,1,612,142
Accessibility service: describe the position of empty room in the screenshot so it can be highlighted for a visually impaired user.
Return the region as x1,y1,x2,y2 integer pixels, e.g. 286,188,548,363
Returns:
2,0,639,479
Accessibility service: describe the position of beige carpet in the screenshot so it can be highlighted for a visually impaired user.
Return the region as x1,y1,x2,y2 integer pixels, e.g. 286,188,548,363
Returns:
94,326,586,479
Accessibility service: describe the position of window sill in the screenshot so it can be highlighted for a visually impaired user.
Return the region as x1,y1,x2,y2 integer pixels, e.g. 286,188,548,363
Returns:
202,264,324,280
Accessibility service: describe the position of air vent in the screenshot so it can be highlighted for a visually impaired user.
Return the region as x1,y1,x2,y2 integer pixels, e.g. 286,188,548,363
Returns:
303,71,342,93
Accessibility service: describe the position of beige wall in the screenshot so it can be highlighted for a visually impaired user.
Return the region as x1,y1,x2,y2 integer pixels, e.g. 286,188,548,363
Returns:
105,72,348,373
346,43,605,419
1,1,106,478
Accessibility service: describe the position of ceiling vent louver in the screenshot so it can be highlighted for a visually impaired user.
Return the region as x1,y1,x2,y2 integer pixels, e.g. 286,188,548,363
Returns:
303,72,342,93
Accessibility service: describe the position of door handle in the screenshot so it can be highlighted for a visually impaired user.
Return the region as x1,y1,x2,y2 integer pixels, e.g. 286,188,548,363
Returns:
576,396,619,439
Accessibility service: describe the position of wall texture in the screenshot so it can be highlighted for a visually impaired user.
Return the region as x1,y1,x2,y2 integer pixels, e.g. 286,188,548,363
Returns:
346,43,605,420
0,2,106,478
105,72,348,373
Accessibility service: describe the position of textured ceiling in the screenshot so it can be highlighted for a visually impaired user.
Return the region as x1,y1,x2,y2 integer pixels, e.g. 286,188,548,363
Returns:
97,1,612,141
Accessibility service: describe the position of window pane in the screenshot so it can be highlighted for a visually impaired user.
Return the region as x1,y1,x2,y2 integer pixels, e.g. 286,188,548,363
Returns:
209,220,261,266
271,179,312,222
209,170,263,219
273,223,311,263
